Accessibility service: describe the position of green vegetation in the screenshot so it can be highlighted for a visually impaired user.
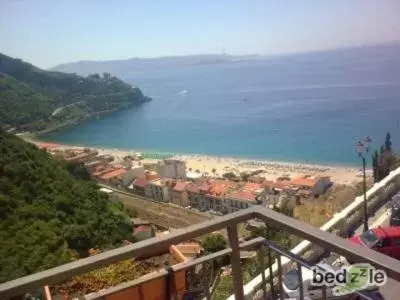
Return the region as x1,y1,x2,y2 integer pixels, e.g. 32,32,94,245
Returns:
0,130,133,283
0,53,151,132
201,234,227,254
372,132,398,182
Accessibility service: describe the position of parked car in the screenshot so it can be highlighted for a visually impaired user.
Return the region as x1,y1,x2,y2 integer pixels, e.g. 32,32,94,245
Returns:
348,226,400,262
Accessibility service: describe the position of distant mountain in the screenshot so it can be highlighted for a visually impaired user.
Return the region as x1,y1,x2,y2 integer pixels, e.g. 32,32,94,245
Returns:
0,53,151,132
51,54,262,76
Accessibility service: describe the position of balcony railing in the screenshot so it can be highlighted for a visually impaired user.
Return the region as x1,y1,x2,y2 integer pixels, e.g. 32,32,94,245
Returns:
1,206,400,300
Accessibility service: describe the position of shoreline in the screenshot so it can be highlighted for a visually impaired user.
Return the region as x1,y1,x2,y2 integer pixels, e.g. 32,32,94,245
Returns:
25,135,366,185
28,134,362,170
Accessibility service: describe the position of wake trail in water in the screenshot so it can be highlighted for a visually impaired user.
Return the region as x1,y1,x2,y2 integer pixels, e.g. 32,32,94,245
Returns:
172,89,189,108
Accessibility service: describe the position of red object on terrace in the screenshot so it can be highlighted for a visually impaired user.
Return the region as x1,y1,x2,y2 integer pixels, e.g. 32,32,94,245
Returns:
348,226,400,261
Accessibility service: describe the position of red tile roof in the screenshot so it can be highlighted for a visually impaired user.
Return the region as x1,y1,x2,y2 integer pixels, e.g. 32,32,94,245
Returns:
243,182,263,192
173,181,189,192
208,180,237,196
99,168,127,180
134,178,149,187
198,182,212,193
272,180,293,190
227,191,257,201
291,176,319,188
92,165,116,176
186,183,200,193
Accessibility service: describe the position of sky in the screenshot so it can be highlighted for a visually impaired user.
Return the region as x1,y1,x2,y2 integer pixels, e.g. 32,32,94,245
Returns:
1,0,400,69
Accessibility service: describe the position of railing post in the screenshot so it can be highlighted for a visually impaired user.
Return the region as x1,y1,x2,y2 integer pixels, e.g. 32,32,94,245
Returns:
227,224,244,300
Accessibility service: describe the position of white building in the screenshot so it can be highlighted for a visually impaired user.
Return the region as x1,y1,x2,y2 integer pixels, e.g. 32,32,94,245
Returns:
157,159,186,180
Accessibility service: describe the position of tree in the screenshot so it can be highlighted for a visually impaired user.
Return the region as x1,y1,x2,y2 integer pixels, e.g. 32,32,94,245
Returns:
222,172,236,180
385,132,392,152
372,132,396,182
240,172,250,182
65,160,91,181
372,150,379,183
201,234,227,254
0,130,133,283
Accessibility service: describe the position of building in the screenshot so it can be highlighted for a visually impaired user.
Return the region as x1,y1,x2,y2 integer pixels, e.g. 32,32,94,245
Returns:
224,191,256,213
148,179,169,202
187,180,240,213
91,165,116,178
132,225,154,241
170,181,190,207
206,180,240,214
222,182,266,214
157,159,186,179
187,181,205,210
291,175,331,196
130,178,149,197
99,168,127,185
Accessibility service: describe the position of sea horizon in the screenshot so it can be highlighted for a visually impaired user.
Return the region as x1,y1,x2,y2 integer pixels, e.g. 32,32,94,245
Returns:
42,43,400,168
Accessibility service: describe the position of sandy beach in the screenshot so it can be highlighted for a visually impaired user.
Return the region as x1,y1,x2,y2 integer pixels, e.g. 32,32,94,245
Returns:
29,137,366,186
172,154,363,185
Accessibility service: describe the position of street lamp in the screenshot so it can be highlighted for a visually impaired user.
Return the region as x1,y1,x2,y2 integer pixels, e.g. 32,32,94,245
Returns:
355,136,371,232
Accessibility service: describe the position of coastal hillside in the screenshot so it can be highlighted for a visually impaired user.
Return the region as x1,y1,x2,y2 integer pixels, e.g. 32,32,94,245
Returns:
0,129,133,283
0,53,151,132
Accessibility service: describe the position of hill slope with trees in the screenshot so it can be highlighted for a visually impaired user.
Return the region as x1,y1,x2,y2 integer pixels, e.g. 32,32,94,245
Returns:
0,129,133,283
0,53,151,132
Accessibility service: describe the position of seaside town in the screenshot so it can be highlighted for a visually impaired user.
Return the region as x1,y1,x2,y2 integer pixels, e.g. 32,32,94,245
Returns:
33,141,358,217
10,137,399,300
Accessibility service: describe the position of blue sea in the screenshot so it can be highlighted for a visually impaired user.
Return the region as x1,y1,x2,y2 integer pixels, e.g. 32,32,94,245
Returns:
43,44,400,166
